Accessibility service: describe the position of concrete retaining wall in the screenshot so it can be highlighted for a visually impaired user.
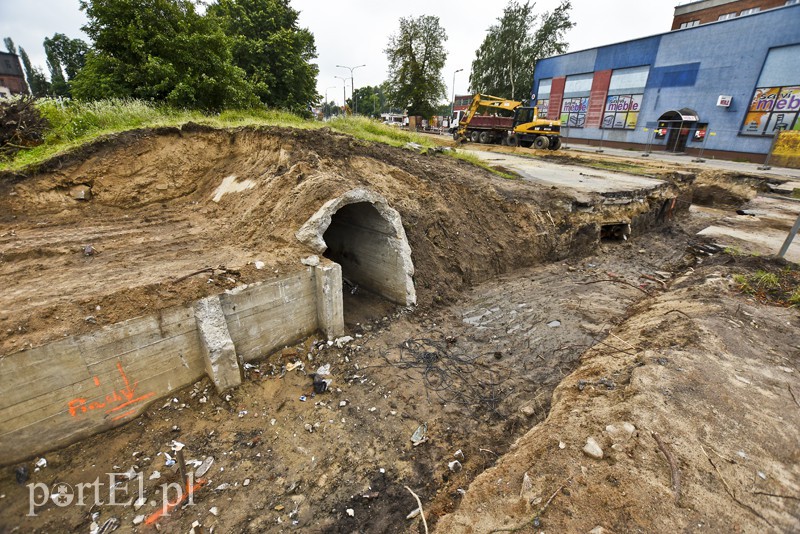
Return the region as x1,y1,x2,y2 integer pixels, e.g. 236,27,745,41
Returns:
0,263,343,465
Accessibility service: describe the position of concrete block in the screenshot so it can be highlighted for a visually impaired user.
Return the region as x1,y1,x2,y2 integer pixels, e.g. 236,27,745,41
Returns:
315,263,345,340
194,295,242,393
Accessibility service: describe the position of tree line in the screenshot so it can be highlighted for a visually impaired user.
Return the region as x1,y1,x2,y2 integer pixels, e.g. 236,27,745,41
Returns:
5,0,574,118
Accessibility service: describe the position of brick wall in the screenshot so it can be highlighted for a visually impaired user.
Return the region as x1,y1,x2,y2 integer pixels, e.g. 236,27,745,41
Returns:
672,0,789,29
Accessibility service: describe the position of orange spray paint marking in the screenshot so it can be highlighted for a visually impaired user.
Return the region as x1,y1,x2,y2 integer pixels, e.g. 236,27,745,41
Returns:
67,361,155,420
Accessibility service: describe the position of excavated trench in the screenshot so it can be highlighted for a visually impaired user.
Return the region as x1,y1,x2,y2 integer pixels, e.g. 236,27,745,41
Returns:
0,126,695,532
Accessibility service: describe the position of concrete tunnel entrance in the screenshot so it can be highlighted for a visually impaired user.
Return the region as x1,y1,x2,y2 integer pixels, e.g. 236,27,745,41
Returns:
296,189,416,324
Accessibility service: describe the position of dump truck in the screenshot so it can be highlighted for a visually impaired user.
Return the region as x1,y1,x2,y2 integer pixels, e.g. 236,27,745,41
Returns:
454,94,562,150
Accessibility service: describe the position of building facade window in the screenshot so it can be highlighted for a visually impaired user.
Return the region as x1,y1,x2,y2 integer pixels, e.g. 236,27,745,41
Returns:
602,66,649,130
741,44,800,135
536,78,551,117
740,7,760,15
560,73,592,128
679,20,699,28
718,12,737,20
787,0,799,6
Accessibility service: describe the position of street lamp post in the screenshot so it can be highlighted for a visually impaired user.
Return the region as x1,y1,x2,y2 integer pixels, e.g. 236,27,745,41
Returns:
451,68,464,128
324,86,336,119
334,76,348,114
336,64,366,114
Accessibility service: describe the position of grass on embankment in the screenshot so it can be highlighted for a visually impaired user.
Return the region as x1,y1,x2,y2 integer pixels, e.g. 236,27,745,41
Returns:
0,98,440,172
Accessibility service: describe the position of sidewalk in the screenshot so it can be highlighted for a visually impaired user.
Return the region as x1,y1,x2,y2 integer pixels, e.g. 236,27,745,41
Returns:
564,143,800,180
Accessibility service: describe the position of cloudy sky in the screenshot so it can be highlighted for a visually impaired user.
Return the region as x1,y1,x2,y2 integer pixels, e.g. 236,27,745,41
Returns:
0,0,680,105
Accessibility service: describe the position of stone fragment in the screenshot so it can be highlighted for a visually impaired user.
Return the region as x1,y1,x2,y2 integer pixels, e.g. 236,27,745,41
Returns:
583,437,604,459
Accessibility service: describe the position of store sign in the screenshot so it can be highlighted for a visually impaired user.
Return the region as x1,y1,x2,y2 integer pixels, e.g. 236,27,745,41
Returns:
717,95,732,107
741,86,800,135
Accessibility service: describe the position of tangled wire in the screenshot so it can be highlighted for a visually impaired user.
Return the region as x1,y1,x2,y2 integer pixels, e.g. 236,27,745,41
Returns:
381,332,512,416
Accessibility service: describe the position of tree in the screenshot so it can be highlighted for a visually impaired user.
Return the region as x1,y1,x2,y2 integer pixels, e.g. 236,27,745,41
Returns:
347,85,387,118
18,47,50,97
4,37,17,55
72,0,257,110
384,15,447,118
209,0,318,112
43,33,89,96
469,0,574,101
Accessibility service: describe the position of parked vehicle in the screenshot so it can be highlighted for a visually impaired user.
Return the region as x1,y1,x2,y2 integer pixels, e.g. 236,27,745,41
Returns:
454,94,562,150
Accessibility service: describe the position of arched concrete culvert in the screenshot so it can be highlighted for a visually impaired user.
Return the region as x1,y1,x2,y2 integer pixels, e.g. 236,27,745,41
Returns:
296,189,416,306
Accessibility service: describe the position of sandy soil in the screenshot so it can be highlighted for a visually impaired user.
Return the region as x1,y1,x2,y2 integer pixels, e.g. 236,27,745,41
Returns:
0,126,797,533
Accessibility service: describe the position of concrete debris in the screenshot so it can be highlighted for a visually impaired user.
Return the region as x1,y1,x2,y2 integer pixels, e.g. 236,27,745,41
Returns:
315,363,331,376
583,437,604,459
301,255,320,267
589,527,614,534
454,449,465,460
189,520,203,533
559,441,566,450
520,405,536,417
244,478,250,486
35,458,47,469
209,506,219,516
132,515,145,525
195,456,214,478
254,260,265,270
448,460,462,472
149,470,161,480
346,508,355,517
133,497,146,510
547,320,562,328
214,483,230,491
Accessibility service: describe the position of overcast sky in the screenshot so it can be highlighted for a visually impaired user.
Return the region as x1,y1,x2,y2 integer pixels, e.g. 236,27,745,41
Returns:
0,0,680,105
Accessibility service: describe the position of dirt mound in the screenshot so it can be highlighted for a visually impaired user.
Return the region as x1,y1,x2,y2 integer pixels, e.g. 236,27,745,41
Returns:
435,255,800,533
1,124,616,354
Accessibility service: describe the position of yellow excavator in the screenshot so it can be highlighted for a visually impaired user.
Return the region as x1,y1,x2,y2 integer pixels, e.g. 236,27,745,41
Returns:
454,94,561,150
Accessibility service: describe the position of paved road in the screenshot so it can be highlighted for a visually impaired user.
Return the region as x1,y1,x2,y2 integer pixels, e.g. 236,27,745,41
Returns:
465,148,667,195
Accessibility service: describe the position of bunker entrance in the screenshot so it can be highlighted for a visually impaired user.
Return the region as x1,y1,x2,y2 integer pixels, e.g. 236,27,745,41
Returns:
296,190,416,327
322,202,410,325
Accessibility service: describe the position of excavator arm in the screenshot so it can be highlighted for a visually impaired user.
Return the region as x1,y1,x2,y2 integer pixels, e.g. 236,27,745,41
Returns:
456,94,522,140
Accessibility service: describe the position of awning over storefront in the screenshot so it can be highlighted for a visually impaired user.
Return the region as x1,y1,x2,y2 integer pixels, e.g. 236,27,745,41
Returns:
658,108,699,122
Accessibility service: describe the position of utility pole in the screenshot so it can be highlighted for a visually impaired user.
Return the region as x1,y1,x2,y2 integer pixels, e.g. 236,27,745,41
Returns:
336,64,365,114
324,86,336,119
451,68,463,125
334,76,348,114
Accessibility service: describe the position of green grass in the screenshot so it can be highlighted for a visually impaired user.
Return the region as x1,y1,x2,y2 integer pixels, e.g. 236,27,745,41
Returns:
450,150,517,180
752,270,780,289
0,99,439,172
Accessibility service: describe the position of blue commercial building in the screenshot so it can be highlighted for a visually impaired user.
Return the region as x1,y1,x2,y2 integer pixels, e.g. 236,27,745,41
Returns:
532,3,800,161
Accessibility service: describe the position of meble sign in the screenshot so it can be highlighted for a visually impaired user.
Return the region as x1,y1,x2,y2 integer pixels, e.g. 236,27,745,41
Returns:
717,95,732,107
